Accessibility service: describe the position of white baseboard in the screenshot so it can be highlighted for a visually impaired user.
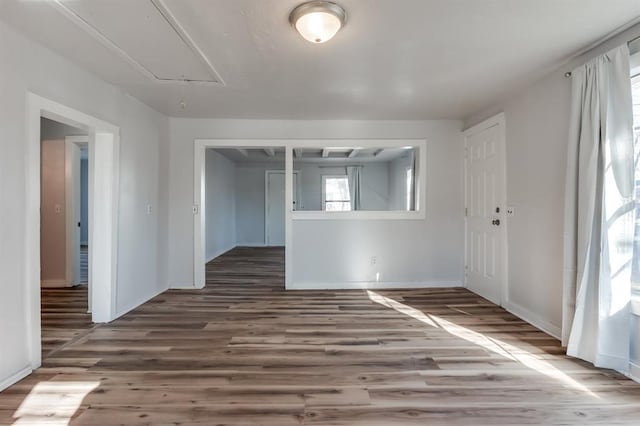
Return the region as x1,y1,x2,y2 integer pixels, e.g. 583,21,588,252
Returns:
206,245,236,263
170,283,198,289
236,243,268,247
41,279,70,288
503,300,561,339
630,362,640,384
0,366,31,392
287,281,462,291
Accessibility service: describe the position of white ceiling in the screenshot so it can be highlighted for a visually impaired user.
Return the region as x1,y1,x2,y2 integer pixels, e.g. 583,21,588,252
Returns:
2,0,640,119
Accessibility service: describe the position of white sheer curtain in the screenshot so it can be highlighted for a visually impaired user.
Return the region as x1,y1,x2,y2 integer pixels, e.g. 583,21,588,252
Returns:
409,150,417,211
346,166,361,211
562,45,635,372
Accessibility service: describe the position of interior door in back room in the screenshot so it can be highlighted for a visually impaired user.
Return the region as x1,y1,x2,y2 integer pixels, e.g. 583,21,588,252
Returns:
266,171,297,246
464,115,507,305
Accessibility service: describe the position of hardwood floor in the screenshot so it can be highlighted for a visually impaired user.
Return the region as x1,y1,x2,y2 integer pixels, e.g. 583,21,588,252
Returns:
40,285,92,358
3,246,640,424
80,244,88,284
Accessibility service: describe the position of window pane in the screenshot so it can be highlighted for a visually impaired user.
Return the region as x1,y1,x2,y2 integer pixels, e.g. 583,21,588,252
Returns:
325,177,350,202
325,201,351,211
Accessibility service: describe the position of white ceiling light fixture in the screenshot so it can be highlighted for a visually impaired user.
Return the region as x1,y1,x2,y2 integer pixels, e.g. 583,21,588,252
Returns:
289,1,347,44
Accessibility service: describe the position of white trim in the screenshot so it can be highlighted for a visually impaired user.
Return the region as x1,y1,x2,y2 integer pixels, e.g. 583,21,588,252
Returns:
193,140,206,289
194,139,427,291
0,366,32,393
66,135,90,144
26,93,120,372
237,243,270,248
630,362,640,384
170,283,199,290
40,279,69,288
194,141,288,289
50,0,224,86
289,281,462,290
65,136,87,288
462,113,509,306
285,147,294,289
503,300,562,340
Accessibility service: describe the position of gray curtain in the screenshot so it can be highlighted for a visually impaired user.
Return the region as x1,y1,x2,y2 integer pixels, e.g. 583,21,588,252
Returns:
562,44,634,372
346,166,361,211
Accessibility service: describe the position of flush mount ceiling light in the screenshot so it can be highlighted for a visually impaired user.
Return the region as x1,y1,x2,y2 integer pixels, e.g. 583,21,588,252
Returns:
289,1,346,44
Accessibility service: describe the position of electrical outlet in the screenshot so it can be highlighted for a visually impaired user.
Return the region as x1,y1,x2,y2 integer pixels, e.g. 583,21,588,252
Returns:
371,256,377,265
506,206,515,217
54,204,62,214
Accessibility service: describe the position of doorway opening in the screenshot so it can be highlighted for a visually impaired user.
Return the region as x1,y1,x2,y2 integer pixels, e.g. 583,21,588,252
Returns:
39,119,92,358
194,143,292,290
26,93,120,370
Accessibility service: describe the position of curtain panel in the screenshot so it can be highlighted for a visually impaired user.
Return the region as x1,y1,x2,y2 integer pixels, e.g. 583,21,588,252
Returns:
562,44,634,372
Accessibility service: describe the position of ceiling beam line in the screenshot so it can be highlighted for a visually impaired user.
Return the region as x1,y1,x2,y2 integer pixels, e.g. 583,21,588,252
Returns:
348,149,361,159
236,149,249,158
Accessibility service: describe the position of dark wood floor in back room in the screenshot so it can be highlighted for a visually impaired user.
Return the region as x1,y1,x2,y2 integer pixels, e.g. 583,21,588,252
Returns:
2,246,640,425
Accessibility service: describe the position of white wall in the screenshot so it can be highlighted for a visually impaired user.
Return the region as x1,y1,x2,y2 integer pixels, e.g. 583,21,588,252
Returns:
205,150,236,260
0,20,169,389
464,23,640,347
235,163,281,246
168,119,464,289
389,153,414,211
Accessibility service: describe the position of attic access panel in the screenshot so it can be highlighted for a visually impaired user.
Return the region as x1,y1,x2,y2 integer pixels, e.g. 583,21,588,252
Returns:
55,0,223,84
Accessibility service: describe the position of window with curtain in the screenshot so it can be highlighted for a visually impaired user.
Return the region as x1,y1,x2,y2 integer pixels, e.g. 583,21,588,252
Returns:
322,175,351,211
632,74,640,293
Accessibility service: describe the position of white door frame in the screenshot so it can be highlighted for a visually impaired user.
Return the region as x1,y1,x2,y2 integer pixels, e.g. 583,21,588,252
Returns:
193,141,290,289
26,93,120,369
265,170,299,246
65,136,90,310
64,136,83,287
463,113,508,305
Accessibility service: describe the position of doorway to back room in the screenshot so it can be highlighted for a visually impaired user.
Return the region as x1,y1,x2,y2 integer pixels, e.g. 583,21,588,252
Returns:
39,117,92,358
203,147,292,289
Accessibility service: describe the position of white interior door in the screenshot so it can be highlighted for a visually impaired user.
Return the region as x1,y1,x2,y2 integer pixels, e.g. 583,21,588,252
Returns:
266,172,297,246
464,117,506,305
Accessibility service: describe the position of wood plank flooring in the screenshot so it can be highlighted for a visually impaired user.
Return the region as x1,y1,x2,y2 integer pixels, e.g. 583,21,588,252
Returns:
3,246,640,425
40,285,92,358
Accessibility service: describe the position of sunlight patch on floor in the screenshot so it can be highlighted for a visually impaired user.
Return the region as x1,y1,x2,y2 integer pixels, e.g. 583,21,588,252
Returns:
13,381,99,425
366,290,598,398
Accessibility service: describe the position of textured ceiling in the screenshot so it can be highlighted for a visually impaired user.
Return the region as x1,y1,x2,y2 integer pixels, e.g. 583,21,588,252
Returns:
2,0,640,119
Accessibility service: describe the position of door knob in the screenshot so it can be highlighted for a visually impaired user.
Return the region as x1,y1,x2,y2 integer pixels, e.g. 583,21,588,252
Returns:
492,219,500,226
